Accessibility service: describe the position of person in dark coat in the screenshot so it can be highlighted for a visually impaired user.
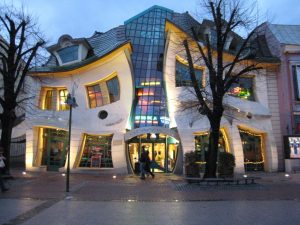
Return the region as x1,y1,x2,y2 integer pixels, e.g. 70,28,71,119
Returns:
144,150,155,178
139,146,147,179
0,147,9,192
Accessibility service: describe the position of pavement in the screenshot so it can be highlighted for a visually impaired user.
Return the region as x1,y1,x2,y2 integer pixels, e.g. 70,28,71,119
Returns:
0,170,300,225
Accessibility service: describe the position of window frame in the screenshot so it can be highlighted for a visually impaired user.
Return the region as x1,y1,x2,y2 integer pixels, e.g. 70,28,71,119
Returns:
40,87,69,111
175,60,203,88
227,75,255,101
86,75,120,109
57,45,79,64
292,65,300,101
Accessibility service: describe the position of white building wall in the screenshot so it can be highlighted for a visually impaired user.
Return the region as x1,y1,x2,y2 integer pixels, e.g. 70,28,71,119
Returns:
25,50,133,174
164,29,279,174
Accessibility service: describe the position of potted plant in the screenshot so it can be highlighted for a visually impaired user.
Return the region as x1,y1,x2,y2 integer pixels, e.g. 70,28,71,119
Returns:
217,152,235,178
184,151,200,179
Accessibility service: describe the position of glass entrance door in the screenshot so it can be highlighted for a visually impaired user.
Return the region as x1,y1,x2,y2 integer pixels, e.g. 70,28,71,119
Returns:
153,143,165,172
127,134,179,174
47,137,68,171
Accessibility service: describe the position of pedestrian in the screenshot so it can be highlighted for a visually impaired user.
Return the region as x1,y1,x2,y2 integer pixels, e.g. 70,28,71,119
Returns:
0,147,9,192
139,146,147,179
145,150,155,179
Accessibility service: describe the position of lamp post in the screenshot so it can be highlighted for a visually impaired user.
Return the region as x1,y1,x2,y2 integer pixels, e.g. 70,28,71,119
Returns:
65,93,78,192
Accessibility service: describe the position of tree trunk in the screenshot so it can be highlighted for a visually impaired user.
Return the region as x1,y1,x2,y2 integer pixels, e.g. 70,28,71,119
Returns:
204,117,221,178
1,114,14,175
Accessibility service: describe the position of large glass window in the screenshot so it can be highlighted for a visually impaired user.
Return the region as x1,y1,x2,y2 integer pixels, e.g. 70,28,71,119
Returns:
79,134,113,168
107,76,120,103
175,60,203,87
57,45,79,64
227,77,255,101
239,129,264,171
195,131,227,161
40,87,69,111
292,65,300,100
125,7,173,128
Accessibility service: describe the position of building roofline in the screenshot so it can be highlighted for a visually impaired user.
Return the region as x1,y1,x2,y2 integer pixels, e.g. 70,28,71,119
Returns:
124,5,173,25
30,41,132,75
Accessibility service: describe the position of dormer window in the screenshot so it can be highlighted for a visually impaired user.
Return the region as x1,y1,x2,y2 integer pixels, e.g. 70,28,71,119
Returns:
46,35,91,66
57,45,79,64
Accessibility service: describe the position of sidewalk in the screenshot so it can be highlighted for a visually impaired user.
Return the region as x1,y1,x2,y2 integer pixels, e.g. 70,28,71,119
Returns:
1,170,300,201
1,170,300,225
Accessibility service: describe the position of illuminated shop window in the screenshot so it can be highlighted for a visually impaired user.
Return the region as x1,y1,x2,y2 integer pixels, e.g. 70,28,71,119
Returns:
292,65,300,100
86,76,120,109
57,45,79,64
239,129,264,171
40,87,69,111
175,60,203,87
194,131,228,163
79,134,113,168
227,77,255,101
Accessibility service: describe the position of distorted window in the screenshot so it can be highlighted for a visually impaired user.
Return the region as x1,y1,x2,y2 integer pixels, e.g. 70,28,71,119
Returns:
40,87,70,111
78,134,113,168
227,77,255,101
175,60,203,87
44,90,53,110
292,65,300,100
106,77,120,103
58,89,70,111
87,84,103,108
57,45,79,64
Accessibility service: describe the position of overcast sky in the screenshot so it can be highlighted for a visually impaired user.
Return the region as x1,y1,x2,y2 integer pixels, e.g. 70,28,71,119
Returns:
7,0,300,45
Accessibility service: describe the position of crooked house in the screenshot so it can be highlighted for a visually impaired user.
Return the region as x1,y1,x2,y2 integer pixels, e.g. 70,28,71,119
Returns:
21,5,281,175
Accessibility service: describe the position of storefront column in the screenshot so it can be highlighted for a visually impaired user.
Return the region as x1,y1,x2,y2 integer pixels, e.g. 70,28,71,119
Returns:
264,127,278,172
229,124,245,174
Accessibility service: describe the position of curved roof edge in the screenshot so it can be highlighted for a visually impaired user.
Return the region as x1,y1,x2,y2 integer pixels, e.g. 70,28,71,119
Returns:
30,41,132,75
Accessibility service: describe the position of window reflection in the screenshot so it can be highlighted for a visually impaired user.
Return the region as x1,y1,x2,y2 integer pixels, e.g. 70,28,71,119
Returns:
175,60,203,87
57,45,79,64
86,76,120,109
227,77,255,101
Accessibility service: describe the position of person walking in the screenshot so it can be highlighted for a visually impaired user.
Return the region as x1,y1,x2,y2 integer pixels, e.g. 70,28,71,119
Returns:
145,150,155,179
139,146,147,179
0,147,9,192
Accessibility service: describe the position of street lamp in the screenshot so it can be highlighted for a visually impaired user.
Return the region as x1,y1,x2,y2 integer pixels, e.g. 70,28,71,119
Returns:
65,93,78,192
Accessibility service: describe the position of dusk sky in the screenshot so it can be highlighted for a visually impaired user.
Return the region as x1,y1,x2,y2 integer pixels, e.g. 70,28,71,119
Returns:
9,0,300,45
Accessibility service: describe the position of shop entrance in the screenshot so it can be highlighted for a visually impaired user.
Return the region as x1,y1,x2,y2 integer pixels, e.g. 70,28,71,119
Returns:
40,128,68,171
127,133,178,173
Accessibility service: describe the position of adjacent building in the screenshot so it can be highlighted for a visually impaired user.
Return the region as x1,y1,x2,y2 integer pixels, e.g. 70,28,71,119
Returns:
21,6,281,175
259,23,300,171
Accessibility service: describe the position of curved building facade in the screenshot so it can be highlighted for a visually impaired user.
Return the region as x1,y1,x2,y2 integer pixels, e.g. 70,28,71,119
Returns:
23,5,280,175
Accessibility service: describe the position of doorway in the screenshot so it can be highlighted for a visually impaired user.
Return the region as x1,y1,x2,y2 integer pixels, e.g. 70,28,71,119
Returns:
40,128,68,171
127,133,178,173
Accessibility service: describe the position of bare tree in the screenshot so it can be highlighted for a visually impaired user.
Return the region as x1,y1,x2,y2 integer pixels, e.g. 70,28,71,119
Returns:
183,0,262,178
0,4,45,173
